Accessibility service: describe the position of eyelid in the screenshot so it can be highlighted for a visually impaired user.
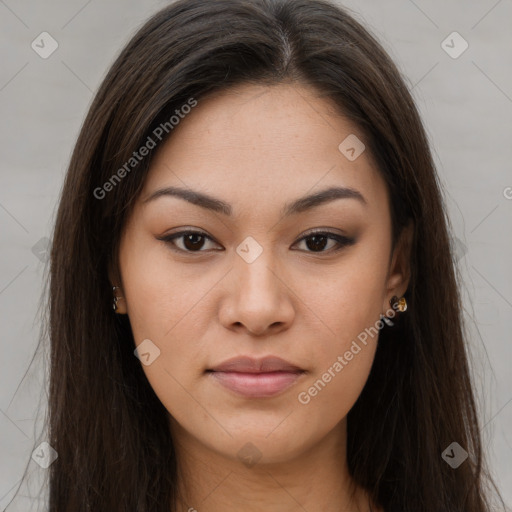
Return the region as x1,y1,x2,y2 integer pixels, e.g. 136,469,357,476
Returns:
156,229,223,254
157,228,355,254
293,228,355,253
298,227,348,239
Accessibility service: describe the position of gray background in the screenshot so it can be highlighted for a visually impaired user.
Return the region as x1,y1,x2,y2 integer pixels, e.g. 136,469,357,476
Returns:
0,0,511,509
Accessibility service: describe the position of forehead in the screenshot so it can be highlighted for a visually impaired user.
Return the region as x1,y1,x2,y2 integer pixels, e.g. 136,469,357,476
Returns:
141,83,388,218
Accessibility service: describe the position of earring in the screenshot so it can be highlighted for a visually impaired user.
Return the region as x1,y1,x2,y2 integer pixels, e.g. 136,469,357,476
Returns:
390,295,407,313
112,286,123,312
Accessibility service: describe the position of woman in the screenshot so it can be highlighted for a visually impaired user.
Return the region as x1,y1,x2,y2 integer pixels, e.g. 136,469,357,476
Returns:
9,0,505,510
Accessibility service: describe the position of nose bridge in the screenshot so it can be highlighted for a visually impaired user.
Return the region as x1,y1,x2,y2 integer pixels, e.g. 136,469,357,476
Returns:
220,235,294,335
235,236,281,303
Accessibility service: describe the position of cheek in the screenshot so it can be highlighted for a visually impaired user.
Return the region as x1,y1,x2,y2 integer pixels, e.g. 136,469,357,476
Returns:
119,224,208,340
291,235,389,412
297,241,389,344
118,229,221,413
120,258,212,424
294,343,375,446
292,285,382,432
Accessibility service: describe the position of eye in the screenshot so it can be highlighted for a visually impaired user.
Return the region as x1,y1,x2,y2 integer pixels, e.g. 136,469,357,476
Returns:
157,229,355,255
293,230,355,253
157,230,222,253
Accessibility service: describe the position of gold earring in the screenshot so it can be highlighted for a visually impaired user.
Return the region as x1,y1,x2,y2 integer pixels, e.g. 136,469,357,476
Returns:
390,295,407,313
112,286,123,312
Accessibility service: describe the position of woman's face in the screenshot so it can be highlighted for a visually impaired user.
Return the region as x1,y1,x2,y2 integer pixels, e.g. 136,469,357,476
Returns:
115,83,410,465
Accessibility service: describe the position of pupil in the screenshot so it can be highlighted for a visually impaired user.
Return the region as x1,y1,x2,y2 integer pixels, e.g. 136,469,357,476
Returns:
306,235,327,252
184,234,204,251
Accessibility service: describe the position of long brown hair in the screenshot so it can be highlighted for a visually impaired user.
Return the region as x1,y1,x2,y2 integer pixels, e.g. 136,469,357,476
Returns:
6,0,505,510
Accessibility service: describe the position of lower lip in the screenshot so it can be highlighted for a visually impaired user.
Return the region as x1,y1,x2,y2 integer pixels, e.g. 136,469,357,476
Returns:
208,371,304,398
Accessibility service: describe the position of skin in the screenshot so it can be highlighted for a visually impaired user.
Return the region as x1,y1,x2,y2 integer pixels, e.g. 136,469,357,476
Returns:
111,82,412,512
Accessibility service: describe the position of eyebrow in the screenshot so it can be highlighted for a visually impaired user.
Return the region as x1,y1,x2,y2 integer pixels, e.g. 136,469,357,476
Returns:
142,185,367,217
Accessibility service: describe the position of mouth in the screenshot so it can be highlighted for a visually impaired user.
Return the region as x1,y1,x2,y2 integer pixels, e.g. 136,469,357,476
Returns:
206,356,306,398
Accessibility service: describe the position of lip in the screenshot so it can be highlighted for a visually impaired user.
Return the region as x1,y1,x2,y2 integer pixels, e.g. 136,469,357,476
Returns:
209,356,303,373
207,356,305,398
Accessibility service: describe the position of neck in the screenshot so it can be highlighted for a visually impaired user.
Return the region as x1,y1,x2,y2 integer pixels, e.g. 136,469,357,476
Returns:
171,418,373,512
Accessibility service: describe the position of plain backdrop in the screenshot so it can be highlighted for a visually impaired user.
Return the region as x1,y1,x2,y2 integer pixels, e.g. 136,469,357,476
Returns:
0,0,511,510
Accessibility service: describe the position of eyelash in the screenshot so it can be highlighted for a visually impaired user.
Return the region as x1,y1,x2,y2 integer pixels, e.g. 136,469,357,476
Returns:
157,229,355,255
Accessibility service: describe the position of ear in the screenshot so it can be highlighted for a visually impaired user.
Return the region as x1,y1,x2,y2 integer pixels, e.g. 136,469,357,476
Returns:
382,219,413,314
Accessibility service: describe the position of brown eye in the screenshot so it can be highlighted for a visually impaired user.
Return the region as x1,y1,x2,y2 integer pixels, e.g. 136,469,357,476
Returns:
158,230,222,253
181,233,207,251
294,231,355,253
157,229,355,255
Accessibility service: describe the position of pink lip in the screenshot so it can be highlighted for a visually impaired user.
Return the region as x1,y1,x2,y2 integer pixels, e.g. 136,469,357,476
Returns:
207,356,305,398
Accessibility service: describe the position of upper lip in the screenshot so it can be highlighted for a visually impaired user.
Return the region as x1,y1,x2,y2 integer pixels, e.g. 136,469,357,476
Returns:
208,356,304,373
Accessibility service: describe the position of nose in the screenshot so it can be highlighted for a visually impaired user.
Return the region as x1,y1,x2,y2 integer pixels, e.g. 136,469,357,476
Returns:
218,251,295,337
